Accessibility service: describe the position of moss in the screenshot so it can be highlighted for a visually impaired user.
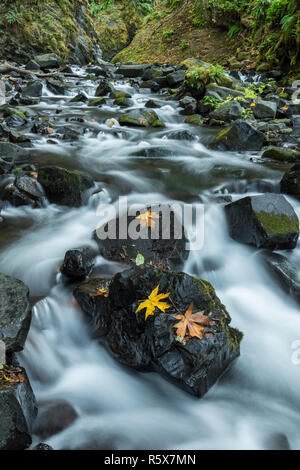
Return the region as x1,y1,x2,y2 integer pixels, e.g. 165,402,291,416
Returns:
88,97,106,106
184,115,203,125
262,148,300,163
4,108,26,120
256,211,299,235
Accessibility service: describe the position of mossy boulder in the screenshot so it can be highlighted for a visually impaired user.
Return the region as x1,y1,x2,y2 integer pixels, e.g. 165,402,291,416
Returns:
38,166,94,207
280,164,300,199
184,115,204,126
34,53,62,68
88,97,106,107
210,100,243,122
262,148,300,163
74,263,243,397
225,193,299,250
212,121,265,151
119,110,164,128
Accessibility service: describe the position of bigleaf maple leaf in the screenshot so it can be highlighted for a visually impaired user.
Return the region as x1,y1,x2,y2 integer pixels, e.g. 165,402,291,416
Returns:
136,284,170,320
135,209,159,229
173,303,214,341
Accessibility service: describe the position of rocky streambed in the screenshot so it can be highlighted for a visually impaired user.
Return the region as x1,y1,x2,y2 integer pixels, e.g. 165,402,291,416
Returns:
0,55,300,450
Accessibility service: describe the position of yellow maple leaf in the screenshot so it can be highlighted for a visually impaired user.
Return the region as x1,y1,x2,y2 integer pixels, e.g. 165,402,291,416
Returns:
136,284,170,320
173,303,214,341
135,209,159,229
92,288,109,298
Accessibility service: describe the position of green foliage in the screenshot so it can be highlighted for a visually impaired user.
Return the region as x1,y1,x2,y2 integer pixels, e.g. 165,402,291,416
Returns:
227,25,240,38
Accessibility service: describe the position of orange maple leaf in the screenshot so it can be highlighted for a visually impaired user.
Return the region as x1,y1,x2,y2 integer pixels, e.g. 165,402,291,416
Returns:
135,209,160,229
173,303,215,341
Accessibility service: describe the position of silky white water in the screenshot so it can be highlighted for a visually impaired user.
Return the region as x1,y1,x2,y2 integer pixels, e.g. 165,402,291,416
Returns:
1,72,299,450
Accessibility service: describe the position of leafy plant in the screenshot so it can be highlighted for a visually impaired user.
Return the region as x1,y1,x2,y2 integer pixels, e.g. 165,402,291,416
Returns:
227,25,240,38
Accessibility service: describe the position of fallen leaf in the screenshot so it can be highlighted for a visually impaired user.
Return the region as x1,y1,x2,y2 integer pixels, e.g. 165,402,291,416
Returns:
135,209,159,229
92,288,109,298
136,284,170,320
173,303,215,341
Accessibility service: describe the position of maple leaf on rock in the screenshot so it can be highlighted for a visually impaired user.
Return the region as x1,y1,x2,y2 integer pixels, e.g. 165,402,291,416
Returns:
92,288,109,298
173,303,215,341
136,284,170,320
135,209,160,229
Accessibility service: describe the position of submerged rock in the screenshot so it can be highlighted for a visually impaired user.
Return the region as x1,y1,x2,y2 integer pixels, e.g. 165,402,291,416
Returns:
212,121,265,151
38,166,94,207
225,193,299,250
0,366,37,450
0,273,31,353
34,400,78,440
280,164,300,199
61,247,94,280
74,264,243,397
93,204,189,270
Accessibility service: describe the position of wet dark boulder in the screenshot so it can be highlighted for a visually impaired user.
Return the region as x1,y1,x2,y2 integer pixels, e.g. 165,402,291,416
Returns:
0,142,29,163
93,204,189,270
34,53,62,69
166,70,185,87
259,251,300,304
2,174,45,208
165,130,197,141
252,100,277,120
25,60,40,71
61,247,94,280
34,400,78,440
280,164,300,199
0,366,37,450
70,92,89,103
95,79,115,97
22,81,43,97
210,100,243,122
144,99,161,109
179,96,198,116
74,264,243,397
225,193,299,250
37,166,94,207
212,121,265,151
116,64,150,78
46,79,67,95
0,273,31,353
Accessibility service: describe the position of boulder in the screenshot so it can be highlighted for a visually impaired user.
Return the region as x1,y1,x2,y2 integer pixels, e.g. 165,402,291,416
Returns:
74,264,243,397
179,96,198,115
165,130,197,141
34,53,62,69
260,252,300,304
22,82,43,97
0,142,28,163
119,110,164,128
95,79,114,97
145,99,161,109
166,70,186,87
94,204,189,270
0,366,37,450
280,164,300,199
70,92,88,103
25,60,40,71
116,64,150,78
262,147,300,163
61,247,94,280
212,121,265,151
210,100,243,122
0,273,31,353
225,193,299,250
37,166,94,207
252,100,277,120
34,400,78,440
46,79,67,95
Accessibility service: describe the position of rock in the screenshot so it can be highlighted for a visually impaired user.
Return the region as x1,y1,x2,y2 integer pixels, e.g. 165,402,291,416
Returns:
206,85,243,100
34,400,78,439
0,366,37,450
95,79,114,97
140,80,160,92
280,164,300,199
144,99,161,109
113,96,134,107
252,100,277,120
61,247,94,280
15,175,44,200
22,82,43,97
34,53,62,69
0,273,31,353
70,92,88,103
225,193,299,250
2,184,42,208
142,67,163,81
184,115,203,126
262,147,300,163
165,130,197,141
74,264,243,397
25,60,40,71
210,100,243,122
88,97,106,107
166,70,186,87
0,142,28,163
116,64,150,78
34,443,54,450
260,252,300,304
37,166,94,207
292,115,300,137
0,158,12,175
179,96,198,115
119,110,164,128
94,204,189,270
212,121,265,151
46,79,67,95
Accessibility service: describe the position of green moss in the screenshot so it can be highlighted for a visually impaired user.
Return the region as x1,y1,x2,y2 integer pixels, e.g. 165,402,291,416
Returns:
88,97,106,106
184,115,203,125
256,211,299,235
262,148,300,163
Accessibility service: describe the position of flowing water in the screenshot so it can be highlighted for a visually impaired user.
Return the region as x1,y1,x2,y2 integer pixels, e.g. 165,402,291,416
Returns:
2,70,300,450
